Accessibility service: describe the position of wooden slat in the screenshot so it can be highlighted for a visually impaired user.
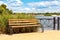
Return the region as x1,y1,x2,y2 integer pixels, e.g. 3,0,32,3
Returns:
9,23,22,26
9,22,38,24
27,25,40,27
8,19,41,34
8,19,40,28
8,19,38,23
9,22,39,25
10,24,40,28
9,21,31,23
11,26,26,28
9,21,38,23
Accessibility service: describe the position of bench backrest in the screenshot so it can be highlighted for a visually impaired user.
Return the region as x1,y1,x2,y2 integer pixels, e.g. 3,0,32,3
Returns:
8,19,40,28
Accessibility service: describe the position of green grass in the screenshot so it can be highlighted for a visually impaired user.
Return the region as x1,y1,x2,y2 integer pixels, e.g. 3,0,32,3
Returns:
0,13,36,33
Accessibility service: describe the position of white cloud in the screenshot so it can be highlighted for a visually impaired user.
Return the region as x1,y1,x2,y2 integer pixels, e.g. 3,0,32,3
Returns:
28,1,60,7
16,0,23,4
13,8,31,13
13,7,37,13
27,0,60,13
7,0,22,3
7,0,23,6
0,1,7,6
0,1,5,5
24,8,31,11
9,0,60,13
0,0,60,13
5,0,23,10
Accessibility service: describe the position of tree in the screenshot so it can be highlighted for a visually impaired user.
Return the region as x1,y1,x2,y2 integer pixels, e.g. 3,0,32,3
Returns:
0,4,13,15
6,9,13,14
9,10,13,14
0,6,3,14
44,12,51,16
1,4,6,9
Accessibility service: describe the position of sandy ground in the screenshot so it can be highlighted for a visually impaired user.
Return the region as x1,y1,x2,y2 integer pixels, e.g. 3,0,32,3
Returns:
0,30,60,40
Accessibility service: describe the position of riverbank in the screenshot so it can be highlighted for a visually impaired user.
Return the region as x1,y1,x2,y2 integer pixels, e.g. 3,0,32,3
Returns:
0,30,60,40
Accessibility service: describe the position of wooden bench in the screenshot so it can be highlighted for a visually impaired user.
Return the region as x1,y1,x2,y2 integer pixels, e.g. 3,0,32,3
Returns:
8,19,43,34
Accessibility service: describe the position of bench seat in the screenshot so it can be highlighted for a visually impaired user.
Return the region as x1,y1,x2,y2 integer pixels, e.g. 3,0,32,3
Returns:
8,19,42,34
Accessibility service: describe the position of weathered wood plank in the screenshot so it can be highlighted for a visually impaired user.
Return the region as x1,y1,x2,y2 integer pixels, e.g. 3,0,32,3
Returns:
8,19,41,34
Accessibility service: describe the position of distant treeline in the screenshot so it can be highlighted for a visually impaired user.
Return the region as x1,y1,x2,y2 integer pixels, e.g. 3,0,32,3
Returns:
27,13,60,15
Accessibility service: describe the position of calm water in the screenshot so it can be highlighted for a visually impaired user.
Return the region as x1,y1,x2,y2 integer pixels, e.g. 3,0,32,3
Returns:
35,15,60,30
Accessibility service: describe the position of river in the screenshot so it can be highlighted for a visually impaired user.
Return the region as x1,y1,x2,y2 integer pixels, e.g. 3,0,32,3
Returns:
35,15,60,30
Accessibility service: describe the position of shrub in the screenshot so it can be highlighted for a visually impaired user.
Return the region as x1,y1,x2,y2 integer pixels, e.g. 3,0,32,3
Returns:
44,13,51,16
0,13,36,33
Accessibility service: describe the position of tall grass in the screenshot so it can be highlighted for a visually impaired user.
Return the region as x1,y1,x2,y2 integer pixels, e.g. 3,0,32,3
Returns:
0,13,36,33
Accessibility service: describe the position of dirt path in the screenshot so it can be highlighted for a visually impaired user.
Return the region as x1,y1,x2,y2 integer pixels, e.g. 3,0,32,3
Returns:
0,30,60,40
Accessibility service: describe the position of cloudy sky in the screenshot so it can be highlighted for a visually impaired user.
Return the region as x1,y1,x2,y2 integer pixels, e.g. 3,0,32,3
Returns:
0,0,60,13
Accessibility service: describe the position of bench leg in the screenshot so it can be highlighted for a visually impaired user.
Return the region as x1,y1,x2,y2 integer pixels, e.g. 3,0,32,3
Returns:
9,27,13,34
41,26,44,33
21,28,25,33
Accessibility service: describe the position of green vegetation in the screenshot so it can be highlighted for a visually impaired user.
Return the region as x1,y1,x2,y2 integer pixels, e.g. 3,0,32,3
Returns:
0,4,60,33
44,12,52,16
28,13,60,16
0,4,35,33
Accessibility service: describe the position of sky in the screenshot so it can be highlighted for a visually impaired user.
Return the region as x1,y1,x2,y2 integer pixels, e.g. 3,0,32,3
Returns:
0,0,60,13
